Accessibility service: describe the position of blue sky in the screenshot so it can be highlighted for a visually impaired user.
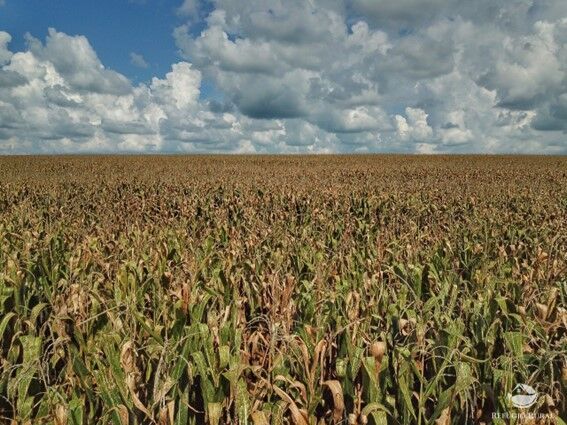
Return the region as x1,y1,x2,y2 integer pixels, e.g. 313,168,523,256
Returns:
0,0,185,83
0,0,566,153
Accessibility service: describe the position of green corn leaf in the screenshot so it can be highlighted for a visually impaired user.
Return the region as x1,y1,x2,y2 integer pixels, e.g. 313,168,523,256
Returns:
361,357,382,403
235,378,249,424
15,335,41,419
207,402,222,425
69,396,85,425
175,387,189,425
29,302,49,327
0,311,16,340
172,338,192,382
503,331,523,358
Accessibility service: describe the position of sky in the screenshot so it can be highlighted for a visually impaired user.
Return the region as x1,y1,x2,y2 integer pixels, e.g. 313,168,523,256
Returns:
0,0,566,154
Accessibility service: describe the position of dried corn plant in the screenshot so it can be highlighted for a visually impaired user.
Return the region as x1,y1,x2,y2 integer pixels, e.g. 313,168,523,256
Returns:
0,155,566,424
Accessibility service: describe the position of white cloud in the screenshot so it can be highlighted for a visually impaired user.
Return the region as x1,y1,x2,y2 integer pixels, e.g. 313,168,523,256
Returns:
2,0,567,153
0,29,326,154
395,108,433,142
150,62,201,109
351,0,455,29
478,21,565,110
25,29,131,95
177,0,200,17
0,32,12,65
129,52,148,68
180,24,279,75
0,30,223,153
169,0,567,153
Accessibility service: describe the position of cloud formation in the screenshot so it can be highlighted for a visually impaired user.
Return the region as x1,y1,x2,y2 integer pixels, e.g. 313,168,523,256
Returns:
1,1,566,153
0,29,272,153
130,52,149,69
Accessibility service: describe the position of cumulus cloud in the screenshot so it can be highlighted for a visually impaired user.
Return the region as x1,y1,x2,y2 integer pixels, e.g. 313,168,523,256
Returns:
130,52,148,68
0,29,254,153
177,0,200,18
0,28,339,154
350,0,454,30
478,21,564,110
173,2,394,145
395,108,433,142
150,62,201,109
0,32,12,65
2,1,567,153
24,29,132,95
170,0,567,153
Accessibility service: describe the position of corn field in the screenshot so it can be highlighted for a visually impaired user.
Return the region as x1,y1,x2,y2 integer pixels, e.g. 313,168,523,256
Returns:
0,155,566,424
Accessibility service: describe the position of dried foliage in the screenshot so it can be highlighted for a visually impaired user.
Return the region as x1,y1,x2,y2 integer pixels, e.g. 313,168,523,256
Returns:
0,155,566,424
